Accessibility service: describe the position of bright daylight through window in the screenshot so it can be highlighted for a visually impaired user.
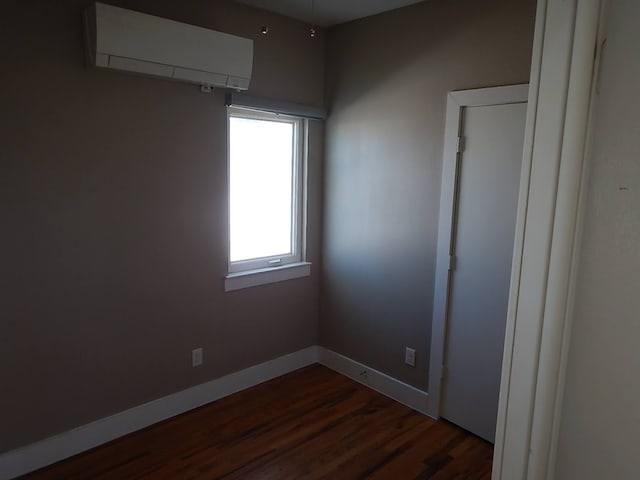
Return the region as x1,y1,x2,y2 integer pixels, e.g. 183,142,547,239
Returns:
227,107,306,279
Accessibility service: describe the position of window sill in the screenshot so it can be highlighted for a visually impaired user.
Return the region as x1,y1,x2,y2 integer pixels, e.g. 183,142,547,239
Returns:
224,262,311,292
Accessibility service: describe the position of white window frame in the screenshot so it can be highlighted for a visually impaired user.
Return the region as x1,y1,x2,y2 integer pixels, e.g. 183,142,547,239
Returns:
225,106,310,291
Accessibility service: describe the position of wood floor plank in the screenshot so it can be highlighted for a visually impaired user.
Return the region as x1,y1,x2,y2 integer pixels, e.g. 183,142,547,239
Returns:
20,365,493,479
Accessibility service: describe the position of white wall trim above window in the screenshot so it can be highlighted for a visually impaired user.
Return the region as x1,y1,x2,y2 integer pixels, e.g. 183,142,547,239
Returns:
226,92,327,120
224,262,311,292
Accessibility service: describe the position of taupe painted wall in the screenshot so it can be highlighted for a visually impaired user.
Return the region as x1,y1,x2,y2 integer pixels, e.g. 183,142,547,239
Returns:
0,0,324,453
555,1,640,478
321,0,536,390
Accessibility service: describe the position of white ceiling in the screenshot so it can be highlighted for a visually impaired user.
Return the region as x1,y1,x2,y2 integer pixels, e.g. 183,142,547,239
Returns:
234,0,425,27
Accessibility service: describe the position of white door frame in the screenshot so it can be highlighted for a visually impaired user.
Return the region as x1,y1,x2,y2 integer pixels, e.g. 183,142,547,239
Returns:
427,83,529,420
428,1,607,478
491,0,607,478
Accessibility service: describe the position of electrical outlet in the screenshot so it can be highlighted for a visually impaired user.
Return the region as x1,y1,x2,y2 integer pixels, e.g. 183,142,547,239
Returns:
405,347,416,367
192,348,203,367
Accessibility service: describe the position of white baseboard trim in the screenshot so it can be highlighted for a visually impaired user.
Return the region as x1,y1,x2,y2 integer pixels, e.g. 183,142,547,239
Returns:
0,346,430,480
317,348,429,415
0,346,320,480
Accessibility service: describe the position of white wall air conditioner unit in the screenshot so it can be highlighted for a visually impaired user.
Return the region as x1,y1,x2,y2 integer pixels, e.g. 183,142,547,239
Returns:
84,3,253,90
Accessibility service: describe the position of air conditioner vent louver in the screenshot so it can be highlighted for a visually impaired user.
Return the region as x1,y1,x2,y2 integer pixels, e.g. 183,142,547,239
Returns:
84,3,253,90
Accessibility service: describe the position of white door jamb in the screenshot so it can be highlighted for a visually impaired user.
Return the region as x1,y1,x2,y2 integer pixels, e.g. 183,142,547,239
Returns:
491,0,607,479
427,84,529,420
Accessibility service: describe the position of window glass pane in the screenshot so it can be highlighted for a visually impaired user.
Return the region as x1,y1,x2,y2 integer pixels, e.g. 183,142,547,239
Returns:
230,116,294,262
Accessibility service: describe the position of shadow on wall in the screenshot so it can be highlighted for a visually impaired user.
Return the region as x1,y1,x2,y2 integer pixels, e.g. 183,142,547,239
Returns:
320,0,536,393
326,0,517,111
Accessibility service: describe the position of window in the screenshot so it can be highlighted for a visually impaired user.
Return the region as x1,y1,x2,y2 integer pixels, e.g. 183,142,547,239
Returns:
225,106,310,291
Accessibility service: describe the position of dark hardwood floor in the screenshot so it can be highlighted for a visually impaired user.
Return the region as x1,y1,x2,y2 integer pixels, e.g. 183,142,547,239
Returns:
21,365,493,479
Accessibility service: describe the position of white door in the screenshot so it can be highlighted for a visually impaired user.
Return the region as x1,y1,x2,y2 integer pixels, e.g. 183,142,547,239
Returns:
440,101,527,442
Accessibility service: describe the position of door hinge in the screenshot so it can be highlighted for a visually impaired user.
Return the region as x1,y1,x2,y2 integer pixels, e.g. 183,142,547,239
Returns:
448,254,457,271
456,136,465,154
